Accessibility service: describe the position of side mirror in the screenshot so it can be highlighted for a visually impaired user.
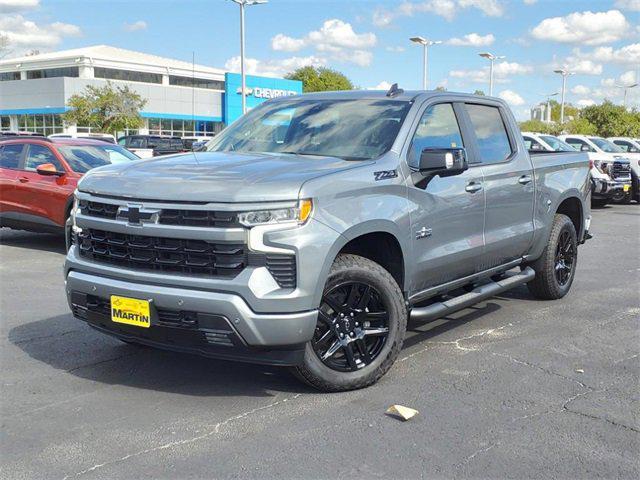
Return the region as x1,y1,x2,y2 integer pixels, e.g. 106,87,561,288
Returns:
419,147,468,177
36,163,63,176
580,145,591,152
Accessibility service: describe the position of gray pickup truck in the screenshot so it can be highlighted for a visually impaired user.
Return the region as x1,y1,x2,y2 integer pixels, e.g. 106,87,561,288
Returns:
65,88,591,391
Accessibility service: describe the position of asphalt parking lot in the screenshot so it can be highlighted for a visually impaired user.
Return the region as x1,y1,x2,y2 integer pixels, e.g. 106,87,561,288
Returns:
1,204,638,480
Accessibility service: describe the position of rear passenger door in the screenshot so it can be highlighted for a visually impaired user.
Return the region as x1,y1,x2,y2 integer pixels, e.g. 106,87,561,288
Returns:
0,144,26,216
465,103,535,268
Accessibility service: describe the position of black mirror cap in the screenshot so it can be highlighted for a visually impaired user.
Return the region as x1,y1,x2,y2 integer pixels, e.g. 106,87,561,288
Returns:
419,147,468,177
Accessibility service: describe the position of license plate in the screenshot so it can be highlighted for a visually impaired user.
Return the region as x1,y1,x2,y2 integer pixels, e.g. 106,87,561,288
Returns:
111,295,151,328
623,184,630,192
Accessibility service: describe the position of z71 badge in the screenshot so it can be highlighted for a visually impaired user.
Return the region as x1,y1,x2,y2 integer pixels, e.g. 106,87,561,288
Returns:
374,170,398,181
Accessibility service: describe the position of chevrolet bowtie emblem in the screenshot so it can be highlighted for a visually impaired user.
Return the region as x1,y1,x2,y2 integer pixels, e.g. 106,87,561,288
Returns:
116,205,160,225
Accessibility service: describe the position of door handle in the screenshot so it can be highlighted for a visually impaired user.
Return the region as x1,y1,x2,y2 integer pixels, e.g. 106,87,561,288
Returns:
518,175,532,185
18,177,29,183
465,182,482,193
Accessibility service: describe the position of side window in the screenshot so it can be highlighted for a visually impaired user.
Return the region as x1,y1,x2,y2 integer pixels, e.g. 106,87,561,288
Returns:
128,137,146,148
117,137,127,146
565,138,591,152
613,140,638,153
409,103,463,168
465,104,513,164
24,145,63,172
0,144,24,169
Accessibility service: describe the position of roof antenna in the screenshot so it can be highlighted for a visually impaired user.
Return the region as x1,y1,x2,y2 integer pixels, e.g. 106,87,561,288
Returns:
386,83,403,97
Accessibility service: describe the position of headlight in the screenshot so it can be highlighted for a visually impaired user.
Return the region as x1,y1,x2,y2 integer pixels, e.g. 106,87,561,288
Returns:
70,190,80,230
593,160,608,174
238,199,313,227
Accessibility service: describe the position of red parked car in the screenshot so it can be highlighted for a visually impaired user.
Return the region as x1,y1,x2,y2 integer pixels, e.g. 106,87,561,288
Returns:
0,137,139,237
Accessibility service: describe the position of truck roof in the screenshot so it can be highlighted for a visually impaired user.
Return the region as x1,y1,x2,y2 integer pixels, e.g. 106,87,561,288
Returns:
278,89,508,106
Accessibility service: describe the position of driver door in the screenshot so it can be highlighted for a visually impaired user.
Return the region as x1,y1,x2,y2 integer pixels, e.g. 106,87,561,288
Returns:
406,102,485,294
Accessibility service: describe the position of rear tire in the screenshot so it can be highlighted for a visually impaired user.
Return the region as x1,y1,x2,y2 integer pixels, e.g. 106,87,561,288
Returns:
293,254,407,392
527,214,578,300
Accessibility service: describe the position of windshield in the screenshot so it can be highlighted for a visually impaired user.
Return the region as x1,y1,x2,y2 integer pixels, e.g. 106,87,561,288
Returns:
57,145,139,173
590,138,623,153
206,98,412,160
540,135,575,152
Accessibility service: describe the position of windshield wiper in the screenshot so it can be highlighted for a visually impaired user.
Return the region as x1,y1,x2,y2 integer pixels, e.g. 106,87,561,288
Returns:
279,151,367,161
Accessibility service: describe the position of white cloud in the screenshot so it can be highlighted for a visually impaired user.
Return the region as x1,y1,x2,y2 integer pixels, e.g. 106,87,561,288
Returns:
0,14,82,55
531,10,630,46
270,19,376,66
523,0,537,4
571,85,591,95
450,61,532,84
385,45,405,52
367,81,393,90
0,0,39,13
372,0,503,27
577,99,596,107
271,33,306,52
574,43,640,66
620,70,637,85
446,33,495,46
224,55,325,78
123,20,147,32
614,0,640,11
498,89,525,105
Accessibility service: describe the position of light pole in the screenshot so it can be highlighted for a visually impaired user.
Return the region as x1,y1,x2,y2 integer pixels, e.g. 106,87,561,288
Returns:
542,92,558,123
410,37,441,90
554,68,574,124
615,82,638,109
479,52,505,96
231,0,268,115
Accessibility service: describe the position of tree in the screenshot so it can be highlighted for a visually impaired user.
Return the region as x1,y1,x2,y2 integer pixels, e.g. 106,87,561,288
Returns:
0,34,11,59
563,117,597,135
548,100,579,123
286,66,354,92
473,89,485,96
519,119,560,135
579,100,640,137
435,86,447,92
62,83,147,134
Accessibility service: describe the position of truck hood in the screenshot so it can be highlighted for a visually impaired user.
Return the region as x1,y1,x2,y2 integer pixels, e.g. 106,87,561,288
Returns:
79,151,367,203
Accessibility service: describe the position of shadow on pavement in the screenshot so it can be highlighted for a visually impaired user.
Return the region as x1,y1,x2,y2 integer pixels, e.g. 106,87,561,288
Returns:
9,313,311,398
0,229,66,255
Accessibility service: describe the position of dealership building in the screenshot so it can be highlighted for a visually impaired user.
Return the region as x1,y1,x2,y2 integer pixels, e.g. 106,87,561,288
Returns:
0,45,302,137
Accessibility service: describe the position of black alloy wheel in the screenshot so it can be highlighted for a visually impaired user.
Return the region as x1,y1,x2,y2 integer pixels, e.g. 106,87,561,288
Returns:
313,281,390,372
554,229,576,286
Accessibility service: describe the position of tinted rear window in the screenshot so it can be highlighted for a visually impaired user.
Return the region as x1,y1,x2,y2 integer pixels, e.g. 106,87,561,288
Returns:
465,104,512,164
0,144,24,169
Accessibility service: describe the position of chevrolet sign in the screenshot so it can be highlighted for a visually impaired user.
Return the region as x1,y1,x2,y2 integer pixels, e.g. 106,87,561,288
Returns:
236,87,297,99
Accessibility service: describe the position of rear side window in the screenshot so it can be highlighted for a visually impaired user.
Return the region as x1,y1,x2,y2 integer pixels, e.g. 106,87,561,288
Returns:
0,144,24,169
24,144,64,172
128,137,146,148
409,103,463,168
465,104,512,164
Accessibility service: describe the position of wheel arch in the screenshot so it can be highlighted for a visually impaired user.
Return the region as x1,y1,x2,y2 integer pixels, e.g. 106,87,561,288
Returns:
555,194,584,240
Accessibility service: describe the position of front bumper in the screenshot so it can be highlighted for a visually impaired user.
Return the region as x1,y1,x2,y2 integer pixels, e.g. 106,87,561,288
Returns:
66,270,318,366
591,178,624,200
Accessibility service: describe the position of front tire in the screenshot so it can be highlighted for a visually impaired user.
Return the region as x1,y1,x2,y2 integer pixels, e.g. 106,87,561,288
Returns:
527,214,578,300
293,254,407,392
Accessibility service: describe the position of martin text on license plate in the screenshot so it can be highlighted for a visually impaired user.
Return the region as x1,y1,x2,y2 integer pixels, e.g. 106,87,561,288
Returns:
111,295,151,328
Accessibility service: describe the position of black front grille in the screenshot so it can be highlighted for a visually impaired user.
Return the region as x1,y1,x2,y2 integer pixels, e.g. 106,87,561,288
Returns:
611,161,631,180
80,200,119,219
79,200,240,228
78,229,246,277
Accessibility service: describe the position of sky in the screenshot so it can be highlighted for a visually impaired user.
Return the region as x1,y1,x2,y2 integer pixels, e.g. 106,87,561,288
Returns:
1,0,639,119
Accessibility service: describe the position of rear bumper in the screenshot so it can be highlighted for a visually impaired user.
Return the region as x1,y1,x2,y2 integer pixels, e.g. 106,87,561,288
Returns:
65,270,318,366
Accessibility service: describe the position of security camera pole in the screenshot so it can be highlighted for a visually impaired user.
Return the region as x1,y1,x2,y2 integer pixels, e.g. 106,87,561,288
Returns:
479,52,505,97
232,0,268,115
553,68,575,124
410,37,442,90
